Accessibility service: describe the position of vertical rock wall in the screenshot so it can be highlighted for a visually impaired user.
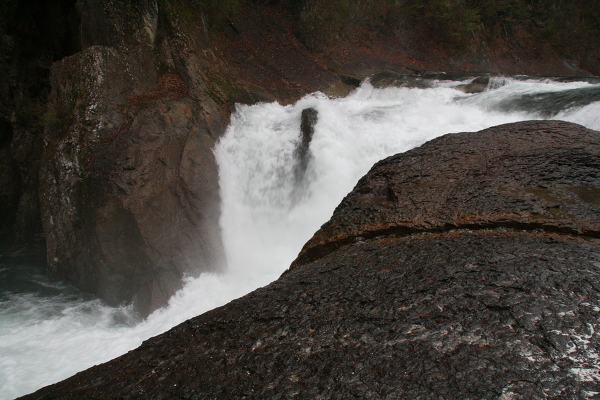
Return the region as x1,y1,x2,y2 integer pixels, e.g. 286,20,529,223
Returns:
40,0,231,315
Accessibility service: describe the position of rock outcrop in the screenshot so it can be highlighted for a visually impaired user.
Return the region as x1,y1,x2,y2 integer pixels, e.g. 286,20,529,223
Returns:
291,120,600,269
294,107,318,183
21,121,600,399
38,1,233,315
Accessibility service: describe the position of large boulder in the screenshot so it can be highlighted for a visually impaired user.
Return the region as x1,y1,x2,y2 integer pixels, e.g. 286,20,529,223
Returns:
292,120,600,269
22,120,600,398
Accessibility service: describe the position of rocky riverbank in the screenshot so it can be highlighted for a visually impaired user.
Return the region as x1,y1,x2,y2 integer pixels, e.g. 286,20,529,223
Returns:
20,120,600,399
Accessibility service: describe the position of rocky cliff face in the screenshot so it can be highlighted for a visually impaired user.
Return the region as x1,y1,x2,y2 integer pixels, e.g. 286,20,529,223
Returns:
39,1,222,315
21,121,600,399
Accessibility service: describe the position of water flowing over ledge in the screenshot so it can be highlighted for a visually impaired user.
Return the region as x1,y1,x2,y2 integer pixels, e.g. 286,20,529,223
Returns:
2,76,600,399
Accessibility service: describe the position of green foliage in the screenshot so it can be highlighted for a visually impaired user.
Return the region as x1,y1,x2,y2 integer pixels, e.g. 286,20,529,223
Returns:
405,0,480,48
289,0,482,51
465,0,600,52
290,0,600,59
525,0,600,55
291,0,398,51
159,0,240,29
41,102,74,140
288,0,599,58
12,94,46,130
468,0,530,36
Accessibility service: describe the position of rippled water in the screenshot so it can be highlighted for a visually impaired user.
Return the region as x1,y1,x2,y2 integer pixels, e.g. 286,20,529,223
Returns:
2,76,599,399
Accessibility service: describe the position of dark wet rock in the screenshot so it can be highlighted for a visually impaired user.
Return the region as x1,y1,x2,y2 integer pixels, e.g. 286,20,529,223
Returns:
369,71,432,89
456,76,491,94
76,0,117,49
35,0,349,316
0,0,80,243
300,108,318,155
419,72,492,82
294,107,318,183
470,75,491,86
22,120,600,399
41,48,228,315
456,82,487,94
370,72,493,92
490,86,600,117
3,0,600,315
339,74,362,87
0,118,19,236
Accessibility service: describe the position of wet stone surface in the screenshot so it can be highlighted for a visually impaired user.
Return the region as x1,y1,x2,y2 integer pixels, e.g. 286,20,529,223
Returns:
22,232,600,399
292,121,600,269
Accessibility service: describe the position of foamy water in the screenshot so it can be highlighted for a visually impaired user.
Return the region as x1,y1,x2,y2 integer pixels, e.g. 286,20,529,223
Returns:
2,77,599,399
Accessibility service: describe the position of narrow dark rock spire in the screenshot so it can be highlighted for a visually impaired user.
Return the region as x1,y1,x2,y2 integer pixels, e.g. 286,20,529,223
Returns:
294,107,318,184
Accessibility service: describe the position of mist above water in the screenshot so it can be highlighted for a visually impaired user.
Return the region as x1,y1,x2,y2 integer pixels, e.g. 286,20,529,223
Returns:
2,77,599,399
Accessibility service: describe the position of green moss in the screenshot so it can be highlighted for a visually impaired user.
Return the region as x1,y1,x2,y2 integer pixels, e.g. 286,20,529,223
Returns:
15,95,47,128
42,102,74,140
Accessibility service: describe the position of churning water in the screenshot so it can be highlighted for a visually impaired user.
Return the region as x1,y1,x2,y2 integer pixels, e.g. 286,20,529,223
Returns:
2,76,600,399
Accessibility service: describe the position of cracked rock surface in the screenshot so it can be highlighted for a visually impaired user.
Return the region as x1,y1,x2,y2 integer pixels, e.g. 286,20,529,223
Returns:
22,121,600,399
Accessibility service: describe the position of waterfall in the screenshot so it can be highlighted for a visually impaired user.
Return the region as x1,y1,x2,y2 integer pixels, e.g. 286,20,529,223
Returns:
1,77,599,399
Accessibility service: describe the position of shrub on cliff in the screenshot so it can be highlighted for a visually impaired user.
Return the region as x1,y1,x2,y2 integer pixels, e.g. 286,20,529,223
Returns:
159,0,240,29
406,0,480,48
287,0,599,60
468,0,600,49
289,0,480,51
528,0,600,55
289,0,394,51
467,0,530,37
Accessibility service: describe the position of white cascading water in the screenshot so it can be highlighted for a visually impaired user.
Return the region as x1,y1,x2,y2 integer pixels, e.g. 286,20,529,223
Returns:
1,77,599,399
